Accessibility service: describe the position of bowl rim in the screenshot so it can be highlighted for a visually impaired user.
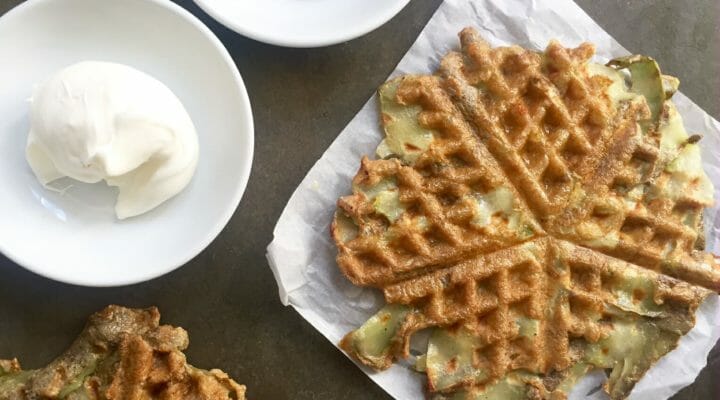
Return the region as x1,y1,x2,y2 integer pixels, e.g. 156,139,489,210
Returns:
0,0,254,287
192,0,410,48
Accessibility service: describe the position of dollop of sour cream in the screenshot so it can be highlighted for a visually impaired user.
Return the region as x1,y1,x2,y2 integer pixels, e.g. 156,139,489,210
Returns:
26,61,199,219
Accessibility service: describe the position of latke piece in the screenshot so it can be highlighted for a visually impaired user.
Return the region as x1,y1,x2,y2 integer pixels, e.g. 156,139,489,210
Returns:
0,305,246,400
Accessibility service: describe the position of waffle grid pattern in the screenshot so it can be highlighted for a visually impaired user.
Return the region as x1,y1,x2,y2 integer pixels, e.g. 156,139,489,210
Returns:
434,28,717,289
336,75,540,287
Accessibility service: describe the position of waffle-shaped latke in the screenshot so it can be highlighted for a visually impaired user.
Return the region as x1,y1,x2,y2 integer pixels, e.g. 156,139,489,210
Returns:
332,28,718,399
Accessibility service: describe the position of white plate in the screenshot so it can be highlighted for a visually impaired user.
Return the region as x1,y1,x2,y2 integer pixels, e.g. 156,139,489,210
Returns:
0,0,254,286
193,0,410,48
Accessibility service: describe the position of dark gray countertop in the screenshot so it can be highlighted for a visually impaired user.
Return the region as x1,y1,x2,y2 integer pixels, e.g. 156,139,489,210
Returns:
1,0,718,399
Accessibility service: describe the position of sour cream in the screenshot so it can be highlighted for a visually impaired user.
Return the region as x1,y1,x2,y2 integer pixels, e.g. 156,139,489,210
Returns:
26,61,199,219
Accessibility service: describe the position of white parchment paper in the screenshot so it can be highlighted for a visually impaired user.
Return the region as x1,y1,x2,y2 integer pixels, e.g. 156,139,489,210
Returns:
267,0,720,398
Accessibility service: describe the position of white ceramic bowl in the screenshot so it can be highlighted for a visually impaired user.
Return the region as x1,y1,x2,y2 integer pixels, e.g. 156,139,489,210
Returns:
0,0,254,286
193,0,410,48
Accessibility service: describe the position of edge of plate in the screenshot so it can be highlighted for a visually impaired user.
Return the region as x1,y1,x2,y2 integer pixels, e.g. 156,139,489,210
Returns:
192,0,411,48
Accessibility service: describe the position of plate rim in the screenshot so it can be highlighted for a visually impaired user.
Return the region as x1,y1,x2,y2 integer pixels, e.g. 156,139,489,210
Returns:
0,0,255,287
192,0,411,48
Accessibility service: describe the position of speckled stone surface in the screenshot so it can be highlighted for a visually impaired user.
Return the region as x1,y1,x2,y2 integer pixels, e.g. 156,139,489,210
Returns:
0,1,717,399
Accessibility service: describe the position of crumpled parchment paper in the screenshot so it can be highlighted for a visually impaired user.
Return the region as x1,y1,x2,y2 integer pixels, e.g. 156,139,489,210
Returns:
266,0,720,398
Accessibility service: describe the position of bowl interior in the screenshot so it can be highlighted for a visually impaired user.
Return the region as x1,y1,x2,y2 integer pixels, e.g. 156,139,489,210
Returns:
194,0,409,47
0,0,253,286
